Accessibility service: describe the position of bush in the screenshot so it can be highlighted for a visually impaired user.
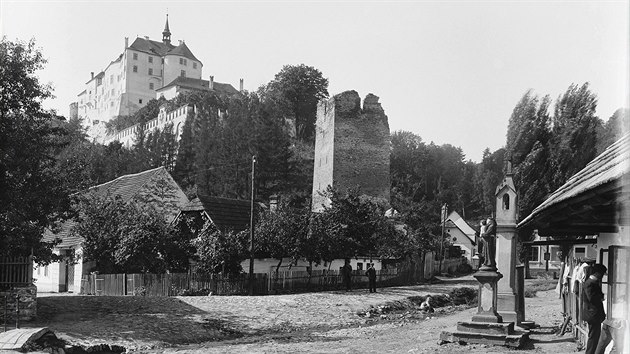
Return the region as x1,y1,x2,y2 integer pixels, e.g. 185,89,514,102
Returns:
456,262,473,274
133,286,147,296
449,287,477,305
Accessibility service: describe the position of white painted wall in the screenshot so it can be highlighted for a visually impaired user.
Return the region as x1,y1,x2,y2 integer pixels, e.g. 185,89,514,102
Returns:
240,257,383,274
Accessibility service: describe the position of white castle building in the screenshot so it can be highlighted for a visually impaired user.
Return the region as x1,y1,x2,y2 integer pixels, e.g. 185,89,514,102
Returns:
73,16,240,142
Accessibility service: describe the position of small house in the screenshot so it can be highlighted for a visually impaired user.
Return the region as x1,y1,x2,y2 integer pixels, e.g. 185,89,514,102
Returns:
35,167,189,293
443,211,477,263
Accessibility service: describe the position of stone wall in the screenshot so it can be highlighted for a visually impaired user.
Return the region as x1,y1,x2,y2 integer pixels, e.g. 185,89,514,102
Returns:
312,90,390,211
0,284,37,322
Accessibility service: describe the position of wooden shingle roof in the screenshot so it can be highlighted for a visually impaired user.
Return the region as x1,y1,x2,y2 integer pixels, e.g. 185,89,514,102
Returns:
89,167,164,202
518,133,630,235
182,195,251,232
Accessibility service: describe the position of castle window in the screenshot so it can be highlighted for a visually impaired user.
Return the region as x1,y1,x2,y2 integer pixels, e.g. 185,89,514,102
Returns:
133,65,138,73
193,62,197,69
148,56,153,63
139,99,143,104
180,70,186,77
133,53,138,60
148,68,153,75
149,83,154,90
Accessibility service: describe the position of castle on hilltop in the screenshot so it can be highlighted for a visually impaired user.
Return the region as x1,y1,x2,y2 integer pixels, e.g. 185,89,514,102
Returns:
72,16,240,141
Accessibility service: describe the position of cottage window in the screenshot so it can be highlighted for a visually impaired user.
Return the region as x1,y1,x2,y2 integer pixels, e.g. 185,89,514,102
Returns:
133,65,138,73
148,56,153,63
193,62,197,69
149,83,154,90
181,70,186,77
133,53,138,60
148,68,153,75
139,99,143,104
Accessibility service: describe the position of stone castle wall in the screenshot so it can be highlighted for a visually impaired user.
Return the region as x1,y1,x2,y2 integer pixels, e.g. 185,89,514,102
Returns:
312,91,390,211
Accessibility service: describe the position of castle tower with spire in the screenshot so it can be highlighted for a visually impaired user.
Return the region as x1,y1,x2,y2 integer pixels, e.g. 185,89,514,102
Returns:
162,15,171,44
74,15,204,140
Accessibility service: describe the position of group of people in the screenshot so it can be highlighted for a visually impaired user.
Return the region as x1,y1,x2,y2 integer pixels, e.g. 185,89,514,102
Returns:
340,260,377,293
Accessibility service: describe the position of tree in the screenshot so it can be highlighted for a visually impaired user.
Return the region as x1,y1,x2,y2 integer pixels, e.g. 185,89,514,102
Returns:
310,187,403,262
260,64,329,141
256,202,310,289
548,83,601,190
192,225,249,276
72,193,190,273
596,108,629,154
0,37,72,262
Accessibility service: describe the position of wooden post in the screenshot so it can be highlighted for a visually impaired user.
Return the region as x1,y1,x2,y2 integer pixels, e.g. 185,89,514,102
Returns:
249,155,256,296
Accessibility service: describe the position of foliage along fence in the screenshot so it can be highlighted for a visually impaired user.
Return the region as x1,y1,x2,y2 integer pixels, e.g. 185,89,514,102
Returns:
81,272,268,296
79,256,466,296
0,257,33,289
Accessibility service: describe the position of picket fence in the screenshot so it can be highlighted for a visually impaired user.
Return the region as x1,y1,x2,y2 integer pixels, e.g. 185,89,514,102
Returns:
81,273,268,296
79,255,466,297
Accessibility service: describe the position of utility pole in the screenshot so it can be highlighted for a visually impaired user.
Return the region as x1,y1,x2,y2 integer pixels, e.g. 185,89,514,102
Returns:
439,203,447,274
249,155,256,296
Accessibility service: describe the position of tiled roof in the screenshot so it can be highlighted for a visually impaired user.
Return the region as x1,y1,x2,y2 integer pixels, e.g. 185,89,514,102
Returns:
42,220,81,248
518,133,630,229
157,77,240,95
44,167,188,248
167,42,200,62
128,37,175,56
128,38,201,63
182,195,251,232
89,166,165,202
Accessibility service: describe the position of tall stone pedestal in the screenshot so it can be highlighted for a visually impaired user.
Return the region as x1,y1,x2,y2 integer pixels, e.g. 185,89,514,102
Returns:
440,269,529,348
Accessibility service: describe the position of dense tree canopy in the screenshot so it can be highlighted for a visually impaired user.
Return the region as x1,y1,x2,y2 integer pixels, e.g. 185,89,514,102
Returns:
259,64,329,142
0,38,72,262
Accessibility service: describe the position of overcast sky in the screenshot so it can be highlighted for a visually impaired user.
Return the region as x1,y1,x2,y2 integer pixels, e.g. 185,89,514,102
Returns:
2,0,628,161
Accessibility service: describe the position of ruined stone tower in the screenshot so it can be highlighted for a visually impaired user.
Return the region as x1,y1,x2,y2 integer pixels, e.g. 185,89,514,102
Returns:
311,90,390,211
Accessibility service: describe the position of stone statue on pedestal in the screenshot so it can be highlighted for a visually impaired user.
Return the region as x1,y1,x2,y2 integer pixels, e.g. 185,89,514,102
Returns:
480,217,497,270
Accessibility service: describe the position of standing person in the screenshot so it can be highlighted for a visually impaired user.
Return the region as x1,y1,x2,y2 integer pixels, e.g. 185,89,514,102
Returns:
583,264,607,354
366,263,377,293
341,260,352,292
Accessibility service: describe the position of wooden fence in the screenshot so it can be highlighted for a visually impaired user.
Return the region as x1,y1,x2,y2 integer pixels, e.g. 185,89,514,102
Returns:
79,256,466,297
81,272,268,296
0,257,33,289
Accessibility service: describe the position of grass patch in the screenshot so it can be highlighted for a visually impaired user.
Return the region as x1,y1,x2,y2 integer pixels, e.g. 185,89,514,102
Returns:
524,278,558,297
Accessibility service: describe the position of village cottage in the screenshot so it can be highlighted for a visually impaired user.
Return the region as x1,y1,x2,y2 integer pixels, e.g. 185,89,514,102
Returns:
34,167,189,293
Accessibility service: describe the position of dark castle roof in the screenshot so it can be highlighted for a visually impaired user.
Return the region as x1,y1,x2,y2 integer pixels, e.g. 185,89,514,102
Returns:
158,77,240,95
128,37,200,63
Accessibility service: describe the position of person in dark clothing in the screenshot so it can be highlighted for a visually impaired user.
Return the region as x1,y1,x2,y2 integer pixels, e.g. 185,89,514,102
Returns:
366,263,377,293
341,260,352,292
583,263,607,354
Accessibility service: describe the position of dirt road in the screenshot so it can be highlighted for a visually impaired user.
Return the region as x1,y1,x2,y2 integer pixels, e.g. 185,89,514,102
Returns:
29,276,578,353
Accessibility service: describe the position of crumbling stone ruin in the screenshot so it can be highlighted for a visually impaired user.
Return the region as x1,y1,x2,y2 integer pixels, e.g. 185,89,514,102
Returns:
311,90,390,211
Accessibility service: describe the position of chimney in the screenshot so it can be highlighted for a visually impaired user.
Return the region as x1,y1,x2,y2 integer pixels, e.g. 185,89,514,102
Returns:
124,37,129,49
269,195,279,213
209,75,214,90
178,40,183,45
91,72,94,79
239,78,244,92
144,36,149,40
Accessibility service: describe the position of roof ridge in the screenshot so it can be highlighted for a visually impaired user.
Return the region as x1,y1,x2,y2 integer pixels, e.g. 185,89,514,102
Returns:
91,166,165,191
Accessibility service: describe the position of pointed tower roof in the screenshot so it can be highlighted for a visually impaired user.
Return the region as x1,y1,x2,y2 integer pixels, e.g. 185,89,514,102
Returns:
162,14,171,44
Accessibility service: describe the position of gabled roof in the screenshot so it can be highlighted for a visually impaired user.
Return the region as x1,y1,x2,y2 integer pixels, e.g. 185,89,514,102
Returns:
128,37,175,56
181,195,251,232
89,166,165,202
43,167,189,248
128,37,201,63
518,133,630,235
167,42,200,62
157,77,240,96
444,210,476,244
42,220,81,248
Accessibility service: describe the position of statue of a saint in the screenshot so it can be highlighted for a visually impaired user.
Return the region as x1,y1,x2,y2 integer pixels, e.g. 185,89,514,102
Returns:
479,217,497,270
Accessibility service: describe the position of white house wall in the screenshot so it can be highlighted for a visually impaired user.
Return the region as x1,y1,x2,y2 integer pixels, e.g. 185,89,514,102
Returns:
240,258,383,274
